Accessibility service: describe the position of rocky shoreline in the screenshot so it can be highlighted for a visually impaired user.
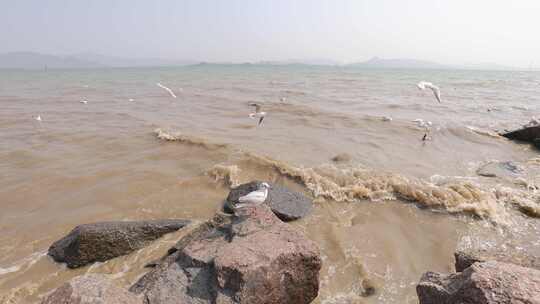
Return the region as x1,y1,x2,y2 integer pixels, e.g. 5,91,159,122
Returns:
42,181,540,303
501,124,540,150
417,248,540,303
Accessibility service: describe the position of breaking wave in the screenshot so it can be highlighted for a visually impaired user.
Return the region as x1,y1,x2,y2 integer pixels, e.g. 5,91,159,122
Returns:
208,153,506,220
205,152,540,223
0,251,46,277
153,128,229,151
153,128,539,223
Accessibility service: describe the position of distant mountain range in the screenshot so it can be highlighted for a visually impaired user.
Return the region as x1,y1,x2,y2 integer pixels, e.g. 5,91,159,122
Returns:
347,57,447,69
0,52,531,71
346,57,523,71
0,52,196,69
257,58,341,66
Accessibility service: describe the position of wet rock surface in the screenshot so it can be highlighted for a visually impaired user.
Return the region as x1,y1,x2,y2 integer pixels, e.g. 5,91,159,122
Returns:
501,125,540,149
455,248,540,272
417,261,540,304
130,205,321,304
225,181,313,221
476,161,522,178
41,274,141,304
48,219,191,268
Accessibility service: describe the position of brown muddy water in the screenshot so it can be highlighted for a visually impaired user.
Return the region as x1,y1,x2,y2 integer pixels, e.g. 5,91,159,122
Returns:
1,65,539,303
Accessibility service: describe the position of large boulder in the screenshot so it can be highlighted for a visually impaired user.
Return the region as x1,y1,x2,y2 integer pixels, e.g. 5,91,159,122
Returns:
130,205,321,304
417,261,540,304
455,248,540,272
225,181,313,221
501,125,540,149
49,219,191,268
41,274,141,304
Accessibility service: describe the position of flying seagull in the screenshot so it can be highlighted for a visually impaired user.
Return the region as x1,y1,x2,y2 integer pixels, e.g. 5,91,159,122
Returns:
413,118,433,141
417,81,442,103
235,182,271,209
248,103,267,126
157,83,177,98
80,100,88,104
129,98,134,102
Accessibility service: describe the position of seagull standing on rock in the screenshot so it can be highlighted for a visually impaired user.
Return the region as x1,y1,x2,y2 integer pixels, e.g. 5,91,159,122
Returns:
248,103,267,126
235,182,271,210
417,81,442,103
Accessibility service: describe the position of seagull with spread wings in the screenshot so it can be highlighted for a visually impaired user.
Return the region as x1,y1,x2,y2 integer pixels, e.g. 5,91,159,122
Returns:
417,81,442,103
248,102,267,126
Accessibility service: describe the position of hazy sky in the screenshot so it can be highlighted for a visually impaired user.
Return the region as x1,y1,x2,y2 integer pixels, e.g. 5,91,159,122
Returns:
2,0,539,67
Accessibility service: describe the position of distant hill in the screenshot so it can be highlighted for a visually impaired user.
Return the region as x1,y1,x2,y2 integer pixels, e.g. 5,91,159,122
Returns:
69,53,197,68
0,52,196,69
0,52,526,71
347,57,524,71
258,58,341,66
457,62,519,71
0,52,103,69
348,57,448,69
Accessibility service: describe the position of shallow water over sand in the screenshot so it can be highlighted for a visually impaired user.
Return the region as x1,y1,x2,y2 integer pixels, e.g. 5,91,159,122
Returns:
1,66,539,303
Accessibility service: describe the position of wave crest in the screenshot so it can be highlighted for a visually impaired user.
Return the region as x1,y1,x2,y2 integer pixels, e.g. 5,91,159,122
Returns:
154,128,229,151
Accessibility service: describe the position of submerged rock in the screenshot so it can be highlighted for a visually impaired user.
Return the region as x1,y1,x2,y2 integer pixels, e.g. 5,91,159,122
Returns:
501,125,540,149
225,181,313,221
130,205,321,304
331,153,352,163
48,219,190,268
476,161,522,178
455,248,540,272
417,261,540,304
41,274,141,304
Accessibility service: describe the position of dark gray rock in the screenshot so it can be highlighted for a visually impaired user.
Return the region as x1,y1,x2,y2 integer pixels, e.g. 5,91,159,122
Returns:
48,219,190,268
417,261,540,304
41,274,141,304
455,248,540,272
224,181,313,221
476,161,523,178
331,153,352,163
501,125,540,149
130,205,321,304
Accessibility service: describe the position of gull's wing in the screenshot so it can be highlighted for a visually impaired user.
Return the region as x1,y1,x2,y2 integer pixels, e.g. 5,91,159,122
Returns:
238,190,266,203
248,103,261,112
427,85,441,103
417,81,430,90
157,83,177,98
258,116,265,126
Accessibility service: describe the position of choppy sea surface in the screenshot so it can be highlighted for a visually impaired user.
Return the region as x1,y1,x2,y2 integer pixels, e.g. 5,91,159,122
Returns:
1,65,539,303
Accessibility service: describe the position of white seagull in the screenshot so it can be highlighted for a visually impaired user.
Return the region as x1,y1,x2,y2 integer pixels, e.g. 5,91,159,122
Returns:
235,182,271,209
129,98,135,102
80,99,88,104
417,81,442,103
248,103,267,126
413,119,433,141
280,97,287,102
157,83,177,98
35,115,42,122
